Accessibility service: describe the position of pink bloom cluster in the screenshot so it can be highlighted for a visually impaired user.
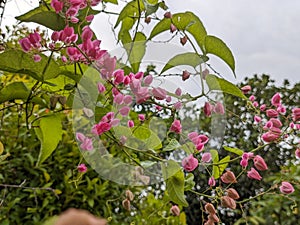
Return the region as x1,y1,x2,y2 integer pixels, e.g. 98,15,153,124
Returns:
240,153,268,180
76,132,93,151
19,32,42,62
182,154,198,172
92,112,119,135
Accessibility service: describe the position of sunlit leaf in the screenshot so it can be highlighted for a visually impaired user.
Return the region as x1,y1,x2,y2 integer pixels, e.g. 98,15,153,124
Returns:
223,146,244,156
163,139,181,152
166,170,189,207
206,74,247,100
35,114,63,165
0,50,62,81
204,35,235,76
0,82,30,103
16,5,65,31
218,156,230,177
184,173,195,191
161,160,181,180
103,0,118,4
160,52,208,74
142,0,159,17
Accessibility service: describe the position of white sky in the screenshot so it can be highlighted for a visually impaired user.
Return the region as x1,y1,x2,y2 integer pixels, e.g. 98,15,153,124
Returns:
2,0,300,85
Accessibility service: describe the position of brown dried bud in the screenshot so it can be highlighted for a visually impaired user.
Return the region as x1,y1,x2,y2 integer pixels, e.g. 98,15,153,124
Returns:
182,70,190,81
204,203,216,215
50,96,58,109
125,190,134,201
164,11,172,18
208,214,219,223
122,199,131,211
170,205,180,216
202,68,209,80
221,196,236,209
139,175,150,185
58,96,67,105
226,188,240,200
180,36,187,46
144,17,151,24
220,170,237,184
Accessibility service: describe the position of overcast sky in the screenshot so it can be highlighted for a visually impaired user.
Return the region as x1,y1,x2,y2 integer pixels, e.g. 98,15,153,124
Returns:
3,0,300,85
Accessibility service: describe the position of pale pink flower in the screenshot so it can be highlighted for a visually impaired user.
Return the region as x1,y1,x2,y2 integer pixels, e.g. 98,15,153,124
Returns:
260,104,266,111
175,88,182,96
152,87,167,100
76,132,93,151
33,54,42,62
295,149,300,158
170,119,182,133
170,205,180,216
241,85,251,94
77,163,87,173
201,152,212,163
208,177,216,187
182,154,198,172
123,95,133,105
247,167,262,180
292,108,300,121
214,102,225,115
119,106,130,116
114,93,124,105
143,75,153,85
174,102,182,110
279,181,294,194
253,101,259,107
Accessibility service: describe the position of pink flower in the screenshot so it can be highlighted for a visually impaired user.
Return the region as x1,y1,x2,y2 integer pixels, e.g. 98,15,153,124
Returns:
92,122,111,135
188,132,198,140
76,132,93,151
182,154,198,172
201,152,212,163
166,96,172,102
174,102,182,110
277,106,286,114
19,38,32,52
138,114,145,121
134,72,144,79
292,108,300,122
143,75,153,85
175,88,182,96
221,171,237,183
249,95,256,102
77,163,87,173
128,120,134,128
81,26,93,42
204,102,213,117
214,102,225,115
269,118,282,128
86,14,94,22
208,177,216,187
33,54,42,62
170,119,182,133
97,82,106,93
260,104,266,111
253,101,259,107
182,70,190,81
170,205,180,216
279,181,294,194
170,23,177,33
114,93,124,105
240,159,248,168
253,155,268,171
152,87,167,100
295,149,300,158
271,92,281,107
254,115,261,123
51,0,64,13
241,85,251,94
123,95,133,105
119,106,130,116
247,167,262,180
113,69,124,85
266,109,279,118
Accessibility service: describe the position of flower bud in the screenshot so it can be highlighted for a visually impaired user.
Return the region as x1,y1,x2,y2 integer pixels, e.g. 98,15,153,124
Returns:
170,24,177,33
221,196,236,209
122,199,131,211
241,85,251,94
271,92,281,107
208,177,216,187
204,102,213,117
266,109,279,118
220,170,237,184
279,181,294,194
295,148,300,159
204,203,216,215
208,214,219,223
182,70,190,81
180,36,187,46
214,102,225,115
125,190,134,201
247,167,262,180
253,155,268,171
226,188,240,200
164,11,172,18
144,17,151,24
170,205,180,216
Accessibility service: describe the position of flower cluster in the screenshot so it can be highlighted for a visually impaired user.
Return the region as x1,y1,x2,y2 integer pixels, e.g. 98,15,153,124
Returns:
19,31,43,62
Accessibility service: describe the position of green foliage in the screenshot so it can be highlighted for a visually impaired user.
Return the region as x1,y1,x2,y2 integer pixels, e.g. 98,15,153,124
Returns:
34,114,63,165
16,5,65,31
0,82,30,103
223,146,244,156
166,170,188,207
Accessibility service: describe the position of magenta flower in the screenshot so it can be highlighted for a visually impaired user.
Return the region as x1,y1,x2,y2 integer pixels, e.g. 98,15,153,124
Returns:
51,0,64,13
260,104,266,111
266,109,279,118
295,149,300,158
92,122,111,135
169,119,182,134
97,82,106,93
240,159,248,168
33,54,42,62
119,106,130,116
138,114,145,121
77,163,87,173
247,167,262,180
208,177,216,187
182,154,198,172
241,85,251,94
271,92,281,107
254,115,261,123
292,108,300,122
279,181,294,194
19,38,32,52
128,120,134,128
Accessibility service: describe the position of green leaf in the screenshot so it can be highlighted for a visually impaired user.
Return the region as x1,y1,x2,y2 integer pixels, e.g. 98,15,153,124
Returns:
0,82,30,103
163,139,181,152
142,0,159,17
223,146,244,156
181,142,195,154
0,50,62,81
161,160,181,180
149,18,171,40
210,149,219,179
206,74,247,100
16,6,65,31
204,35,235,76
160,52,208,74
133,126,151,140
218,156,230,177
184,173,195,191
115,0,145,28
35,114,63,165
166,170,188,207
